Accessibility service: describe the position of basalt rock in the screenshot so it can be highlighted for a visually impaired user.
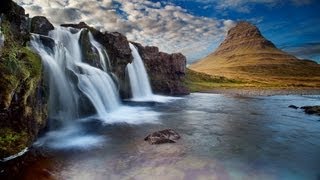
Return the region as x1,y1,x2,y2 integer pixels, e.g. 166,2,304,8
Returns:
301,106,320,116
0,0,29,45
144,129,181,145
288,105,299,109
132,43,189,95
30,16,54,36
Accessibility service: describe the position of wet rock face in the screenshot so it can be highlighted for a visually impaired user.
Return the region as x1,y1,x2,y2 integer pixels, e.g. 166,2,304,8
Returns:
132,43,189,95
301,106,320,116
144,129,181,145
30,16,54,36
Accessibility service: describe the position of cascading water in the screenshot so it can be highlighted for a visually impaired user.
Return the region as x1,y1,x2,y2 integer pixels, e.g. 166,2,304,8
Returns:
31,27,120,122
127,43,154,101
29,26,122,148
88,32,111,72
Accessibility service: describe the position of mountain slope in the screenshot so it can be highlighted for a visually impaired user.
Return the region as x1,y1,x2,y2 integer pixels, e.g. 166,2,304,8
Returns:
190,21,320,87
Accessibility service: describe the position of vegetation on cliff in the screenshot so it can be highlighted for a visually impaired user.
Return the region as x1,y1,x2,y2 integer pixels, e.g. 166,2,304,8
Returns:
0,2,47,158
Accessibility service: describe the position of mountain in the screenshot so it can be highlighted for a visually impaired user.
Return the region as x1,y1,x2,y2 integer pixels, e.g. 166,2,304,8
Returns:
190,21,320,87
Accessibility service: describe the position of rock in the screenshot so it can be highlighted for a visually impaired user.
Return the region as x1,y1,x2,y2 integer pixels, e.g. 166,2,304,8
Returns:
0,0,29,45
144,129,181,145
301,106,320,116
132,42,189,95
30,16,54,36
288,105,299,109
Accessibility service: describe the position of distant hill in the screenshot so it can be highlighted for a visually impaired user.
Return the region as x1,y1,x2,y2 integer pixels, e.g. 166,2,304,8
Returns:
190,21,320,88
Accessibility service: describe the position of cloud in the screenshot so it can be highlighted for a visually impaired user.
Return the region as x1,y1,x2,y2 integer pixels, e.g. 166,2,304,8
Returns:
170,0,314,13
14,0,235,62
283,42,320,63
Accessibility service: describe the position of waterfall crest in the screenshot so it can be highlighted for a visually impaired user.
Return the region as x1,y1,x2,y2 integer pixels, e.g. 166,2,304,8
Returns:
127,43,154,101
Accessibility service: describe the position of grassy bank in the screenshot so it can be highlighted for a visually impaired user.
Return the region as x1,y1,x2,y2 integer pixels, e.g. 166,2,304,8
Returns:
184,68,320,93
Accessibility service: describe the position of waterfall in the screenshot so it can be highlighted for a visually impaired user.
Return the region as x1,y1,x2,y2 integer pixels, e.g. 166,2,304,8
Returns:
30,26,120,122
88,32,111,72
127,43,154,101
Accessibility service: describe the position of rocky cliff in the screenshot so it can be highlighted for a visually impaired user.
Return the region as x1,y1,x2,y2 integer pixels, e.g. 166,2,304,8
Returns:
0,0,47,159
191,21,320,87
132,43,189,95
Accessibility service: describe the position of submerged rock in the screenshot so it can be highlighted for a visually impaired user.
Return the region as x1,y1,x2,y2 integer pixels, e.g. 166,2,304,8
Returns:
144,129,181,145
288,105,299,109
301,106,320,116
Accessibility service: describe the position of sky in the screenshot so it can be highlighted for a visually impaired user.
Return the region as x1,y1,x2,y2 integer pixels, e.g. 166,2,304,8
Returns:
14,0,320,63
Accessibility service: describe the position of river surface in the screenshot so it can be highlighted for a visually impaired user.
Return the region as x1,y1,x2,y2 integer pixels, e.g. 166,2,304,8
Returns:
4,93,320,180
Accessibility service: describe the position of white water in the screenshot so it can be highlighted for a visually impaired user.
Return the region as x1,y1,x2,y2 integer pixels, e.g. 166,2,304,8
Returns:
127,43,154,101
88,32,111,72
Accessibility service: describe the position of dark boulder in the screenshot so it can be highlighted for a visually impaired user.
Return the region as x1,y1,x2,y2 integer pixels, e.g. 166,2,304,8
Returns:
0,0,29,45
301,106,320,116
288,105,299,109
144,129,181,145
30,16,54,36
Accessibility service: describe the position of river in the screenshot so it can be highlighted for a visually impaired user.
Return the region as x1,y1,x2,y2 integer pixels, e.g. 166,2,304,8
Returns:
2,93,320,180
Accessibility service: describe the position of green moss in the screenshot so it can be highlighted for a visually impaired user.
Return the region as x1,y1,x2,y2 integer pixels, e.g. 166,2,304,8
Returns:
0,128,28,158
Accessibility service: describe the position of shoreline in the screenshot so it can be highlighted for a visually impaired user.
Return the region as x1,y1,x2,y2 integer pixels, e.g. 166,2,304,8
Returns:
197,88,320,96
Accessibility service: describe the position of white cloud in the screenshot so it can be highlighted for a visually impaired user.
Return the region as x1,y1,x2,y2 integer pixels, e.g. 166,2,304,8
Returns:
14,0,235,62
171,0,313,13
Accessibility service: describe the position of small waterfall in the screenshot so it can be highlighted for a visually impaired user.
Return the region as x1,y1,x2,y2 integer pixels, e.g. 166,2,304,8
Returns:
88,32,111,72
127,43,153,101
30,26,120,122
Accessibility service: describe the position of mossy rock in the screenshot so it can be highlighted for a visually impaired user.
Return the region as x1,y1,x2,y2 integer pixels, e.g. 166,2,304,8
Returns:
0,18,47,159
0,128,29,158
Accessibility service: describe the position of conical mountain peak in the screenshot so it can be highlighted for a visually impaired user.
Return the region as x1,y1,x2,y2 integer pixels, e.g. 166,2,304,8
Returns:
215,21,276,55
